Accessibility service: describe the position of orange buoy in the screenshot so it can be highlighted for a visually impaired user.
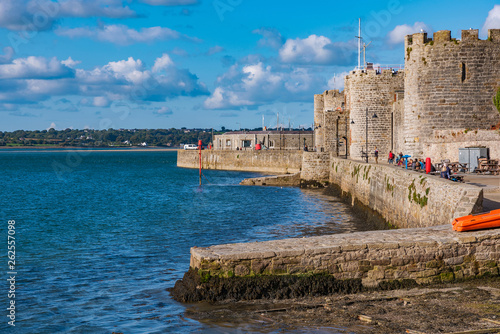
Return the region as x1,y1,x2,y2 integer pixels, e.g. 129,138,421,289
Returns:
452,209,500,232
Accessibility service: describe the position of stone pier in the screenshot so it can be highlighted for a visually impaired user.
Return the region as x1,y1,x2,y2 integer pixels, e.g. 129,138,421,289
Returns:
190,225,500,289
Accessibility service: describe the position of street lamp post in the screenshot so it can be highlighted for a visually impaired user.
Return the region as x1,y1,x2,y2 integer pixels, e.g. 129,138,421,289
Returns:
365,107,369,163
336,116,340,157
345,116,349,159
364,107,378,163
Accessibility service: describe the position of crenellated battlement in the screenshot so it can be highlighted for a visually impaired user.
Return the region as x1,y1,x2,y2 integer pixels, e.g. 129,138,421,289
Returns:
315,24,500,162
403,27,500,158
405,29,500,47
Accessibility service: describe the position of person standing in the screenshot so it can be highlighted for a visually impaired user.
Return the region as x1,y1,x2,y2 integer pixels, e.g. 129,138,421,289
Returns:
388,150,394,164
440,163,450,179
374,147,379,164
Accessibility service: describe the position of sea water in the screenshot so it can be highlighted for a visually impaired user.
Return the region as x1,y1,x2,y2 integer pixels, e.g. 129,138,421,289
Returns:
0,150,380,333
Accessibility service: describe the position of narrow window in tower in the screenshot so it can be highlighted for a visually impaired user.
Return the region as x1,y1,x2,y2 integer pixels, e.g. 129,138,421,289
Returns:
461,62,466,82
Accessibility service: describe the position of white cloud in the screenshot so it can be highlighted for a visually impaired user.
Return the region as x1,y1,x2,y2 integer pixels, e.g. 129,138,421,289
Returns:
0,56,74,79
154,106,173,115
242,63,281,90
482,5,500,36
0,0,136,31
93,96,110,107
279,35,356,65
0,54,208,107
253,27,284,49
57,0,136,18
152,54,174,73
47,122,57,130
204,87,253,109
204,62,325,110
102,57,150,84
387,22,431,44
140,0,199,5
56,24,184,45
0,47,13,64
327,71,349,91
61,57,81,68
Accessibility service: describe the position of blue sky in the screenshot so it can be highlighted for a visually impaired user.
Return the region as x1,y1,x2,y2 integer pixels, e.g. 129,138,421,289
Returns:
0,0,498,131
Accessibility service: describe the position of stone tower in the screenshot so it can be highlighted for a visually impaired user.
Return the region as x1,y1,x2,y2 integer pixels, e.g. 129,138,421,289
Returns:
313,90,347,154
403,29,500,158
345,69,404,161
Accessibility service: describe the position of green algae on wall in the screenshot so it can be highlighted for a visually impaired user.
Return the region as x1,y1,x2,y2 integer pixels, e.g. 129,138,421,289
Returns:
407,176,430,208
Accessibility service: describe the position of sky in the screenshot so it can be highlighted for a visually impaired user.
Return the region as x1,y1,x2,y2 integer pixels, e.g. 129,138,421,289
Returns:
0,0,498,131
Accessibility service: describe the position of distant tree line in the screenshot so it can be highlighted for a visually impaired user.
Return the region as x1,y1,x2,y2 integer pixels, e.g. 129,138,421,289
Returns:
0,126,314,147
0,128,218,147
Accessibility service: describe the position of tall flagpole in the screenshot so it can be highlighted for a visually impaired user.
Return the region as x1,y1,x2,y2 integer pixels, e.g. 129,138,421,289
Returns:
358,18,361,69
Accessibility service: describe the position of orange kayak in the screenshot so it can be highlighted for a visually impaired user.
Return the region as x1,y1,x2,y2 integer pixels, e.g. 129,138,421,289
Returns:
452,209,500,232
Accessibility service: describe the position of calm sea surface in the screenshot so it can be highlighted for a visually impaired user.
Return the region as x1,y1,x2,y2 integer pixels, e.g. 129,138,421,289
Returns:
0,150,380,333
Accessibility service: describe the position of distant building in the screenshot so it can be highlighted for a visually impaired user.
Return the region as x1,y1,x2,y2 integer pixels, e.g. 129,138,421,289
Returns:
214,131,314,151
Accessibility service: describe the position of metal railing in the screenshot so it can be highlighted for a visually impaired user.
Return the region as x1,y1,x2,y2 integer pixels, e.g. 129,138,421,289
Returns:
353,64,404,71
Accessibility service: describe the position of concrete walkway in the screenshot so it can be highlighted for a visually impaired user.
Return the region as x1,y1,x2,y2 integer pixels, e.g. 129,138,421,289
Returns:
463,174,500,211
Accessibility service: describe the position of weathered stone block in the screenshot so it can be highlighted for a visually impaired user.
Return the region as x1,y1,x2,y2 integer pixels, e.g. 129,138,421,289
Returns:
251,259,271,274
234,264,250,276
444,256,464,266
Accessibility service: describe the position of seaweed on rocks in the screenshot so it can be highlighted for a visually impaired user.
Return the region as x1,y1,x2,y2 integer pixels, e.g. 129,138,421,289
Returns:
169,268,363,303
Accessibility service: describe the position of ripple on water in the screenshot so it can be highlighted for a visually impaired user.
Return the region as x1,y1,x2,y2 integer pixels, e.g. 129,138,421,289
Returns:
0,150,387,333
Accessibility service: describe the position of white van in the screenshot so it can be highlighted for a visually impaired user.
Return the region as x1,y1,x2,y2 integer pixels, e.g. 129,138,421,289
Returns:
183,144,198,150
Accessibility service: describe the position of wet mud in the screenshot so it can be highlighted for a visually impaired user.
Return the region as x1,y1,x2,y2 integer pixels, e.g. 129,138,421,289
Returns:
183,277,500,333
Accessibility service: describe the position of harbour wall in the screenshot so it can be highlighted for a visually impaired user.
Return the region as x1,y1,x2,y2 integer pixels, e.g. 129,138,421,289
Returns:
177,150,303,174
172,152,496,303
300,152,331,185
175,225,500,302
329,157,483,228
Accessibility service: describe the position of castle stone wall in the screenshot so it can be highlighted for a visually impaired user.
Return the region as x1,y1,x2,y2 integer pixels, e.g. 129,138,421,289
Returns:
403,29,500,158
329,157,482,228
345,69,404,161
314,94,325,149
314,90,347,154
428,129,500,162
301,152,330,183
393,98,405,154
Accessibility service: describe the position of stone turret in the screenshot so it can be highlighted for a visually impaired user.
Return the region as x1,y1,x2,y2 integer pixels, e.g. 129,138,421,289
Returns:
314,90,345,153
403,29,500,158
313,93,325,149
345,69,404,161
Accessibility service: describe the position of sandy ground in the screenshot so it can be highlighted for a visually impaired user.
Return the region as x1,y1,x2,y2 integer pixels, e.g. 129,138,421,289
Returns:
186,277,500,333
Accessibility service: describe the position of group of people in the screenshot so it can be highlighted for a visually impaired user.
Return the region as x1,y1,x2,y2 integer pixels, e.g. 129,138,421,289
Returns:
303,145,318,152
380,148,458,181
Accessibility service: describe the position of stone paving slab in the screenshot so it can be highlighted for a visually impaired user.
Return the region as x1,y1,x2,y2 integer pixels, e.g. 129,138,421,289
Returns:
191,225,500,263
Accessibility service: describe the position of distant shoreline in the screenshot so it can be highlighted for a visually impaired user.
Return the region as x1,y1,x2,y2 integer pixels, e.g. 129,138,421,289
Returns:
0,146,180,152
